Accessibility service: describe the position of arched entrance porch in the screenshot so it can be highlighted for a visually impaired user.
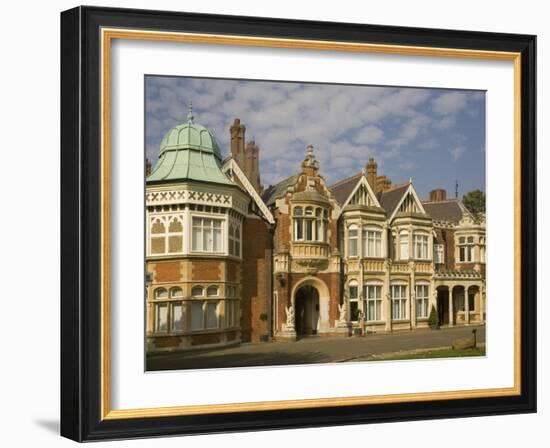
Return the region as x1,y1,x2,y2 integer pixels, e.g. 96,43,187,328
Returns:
294,285,319,336
291,276,330,337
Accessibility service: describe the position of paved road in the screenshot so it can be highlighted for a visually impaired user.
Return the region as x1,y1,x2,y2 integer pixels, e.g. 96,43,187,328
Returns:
147,325,485,371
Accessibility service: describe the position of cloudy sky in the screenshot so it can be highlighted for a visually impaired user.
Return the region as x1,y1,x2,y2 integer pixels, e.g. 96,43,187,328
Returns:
145,76,485,199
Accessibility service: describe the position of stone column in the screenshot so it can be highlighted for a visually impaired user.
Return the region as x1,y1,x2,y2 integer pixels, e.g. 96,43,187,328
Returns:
449,285,455,327
384,259,392,332
410,261,416,329
465,286,470,324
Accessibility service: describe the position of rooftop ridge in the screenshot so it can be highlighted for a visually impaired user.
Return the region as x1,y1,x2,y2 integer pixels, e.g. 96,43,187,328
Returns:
381,180,409,193
422,198,461,204
328,171,362,189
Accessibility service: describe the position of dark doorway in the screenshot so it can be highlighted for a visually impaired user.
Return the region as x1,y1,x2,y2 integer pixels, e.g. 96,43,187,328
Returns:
295,285,320,337
437,287,449,325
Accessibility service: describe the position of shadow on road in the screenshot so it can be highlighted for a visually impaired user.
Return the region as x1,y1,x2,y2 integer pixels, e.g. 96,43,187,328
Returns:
147,349,330,371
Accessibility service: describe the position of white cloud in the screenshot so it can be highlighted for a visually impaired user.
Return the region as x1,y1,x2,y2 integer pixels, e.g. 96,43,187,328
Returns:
432,91,469,115
449,145,467,161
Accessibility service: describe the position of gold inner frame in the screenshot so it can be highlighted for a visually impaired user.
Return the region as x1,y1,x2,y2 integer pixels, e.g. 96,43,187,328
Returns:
100,27,522,420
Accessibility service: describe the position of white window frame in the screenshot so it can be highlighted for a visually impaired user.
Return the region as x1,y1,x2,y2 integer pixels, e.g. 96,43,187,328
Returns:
391,284,407,320
348,225,359,257
364,284,382,321
362,228,382,258
415,284,429,319
191,215,224,253
413,233,429,260
458,235,475,262
228,222,242,258
399,230,409,260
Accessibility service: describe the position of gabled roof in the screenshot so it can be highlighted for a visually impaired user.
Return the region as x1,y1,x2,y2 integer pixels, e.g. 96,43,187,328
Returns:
262,174,299,206
334,173,382,216
378,182,410,217
328,172,363,205
422,199,466,224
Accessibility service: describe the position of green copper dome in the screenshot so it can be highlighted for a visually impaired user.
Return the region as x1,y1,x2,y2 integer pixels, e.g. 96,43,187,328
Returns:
147,103,232,185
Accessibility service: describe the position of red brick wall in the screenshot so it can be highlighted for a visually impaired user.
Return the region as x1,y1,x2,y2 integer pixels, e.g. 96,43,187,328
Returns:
154,261,181,282
191,260,222,281
241,217,271,342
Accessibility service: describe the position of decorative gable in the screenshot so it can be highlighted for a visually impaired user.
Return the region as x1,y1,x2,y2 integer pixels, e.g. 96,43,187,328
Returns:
339,175,381,214
398,191,422,213
389,183,427,221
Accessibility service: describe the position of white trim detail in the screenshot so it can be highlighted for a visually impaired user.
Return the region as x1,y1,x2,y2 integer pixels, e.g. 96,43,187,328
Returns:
337,174,382,218
223,158,275,224
388,183,428,222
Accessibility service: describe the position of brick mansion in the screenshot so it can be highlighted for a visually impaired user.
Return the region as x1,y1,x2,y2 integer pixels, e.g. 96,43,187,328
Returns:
145,106,486,352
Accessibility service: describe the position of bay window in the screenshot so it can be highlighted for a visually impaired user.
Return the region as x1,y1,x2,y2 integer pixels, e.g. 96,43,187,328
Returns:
348,225,359,257
192,217,223,252
363,229,382,257
413,233,428,259
293,205,327,242
399,230,409,260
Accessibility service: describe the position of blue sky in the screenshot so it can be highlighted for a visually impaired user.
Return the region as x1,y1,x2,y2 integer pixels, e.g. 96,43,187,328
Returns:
145,76,485,199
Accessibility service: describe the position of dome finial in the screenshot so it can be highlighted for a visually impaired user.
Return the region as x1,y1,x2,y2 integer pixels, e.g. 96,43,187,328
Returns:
301,144,319,173
187,100,194,123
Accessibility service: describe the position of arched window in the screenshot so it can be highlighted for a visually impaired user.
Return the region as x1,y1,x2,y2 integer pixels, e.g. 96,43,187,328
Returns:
169,287,184,331
150,218,166,254
170,287,183,298
153,288,168,333
154,288,168,299
348,224,359,257
167,217,183,253
191,286,204,297
207,285,219,297
399,230,409,260
149,215,184,255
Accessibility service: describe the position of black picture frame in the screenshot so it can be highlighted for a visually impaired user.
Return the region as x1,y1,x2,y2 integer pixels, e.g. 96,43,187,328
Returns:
61,5,536,442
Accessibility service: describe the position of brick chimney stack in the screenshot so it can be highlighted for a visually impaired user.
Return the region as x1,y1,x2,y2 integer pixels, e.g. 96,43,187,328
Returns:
230,118,246,168
244,140,262,193
429,188,447,202
366,158,378,192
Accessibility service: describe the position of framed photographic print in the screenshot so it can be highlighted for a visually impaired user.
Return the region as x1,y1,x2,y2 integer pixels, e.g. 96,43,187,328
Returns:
60,6,536,442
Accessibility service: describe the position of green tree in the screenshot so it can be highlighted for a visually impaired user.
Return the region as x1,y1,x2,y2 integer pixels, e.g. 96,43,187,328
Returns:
462,189,486,216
